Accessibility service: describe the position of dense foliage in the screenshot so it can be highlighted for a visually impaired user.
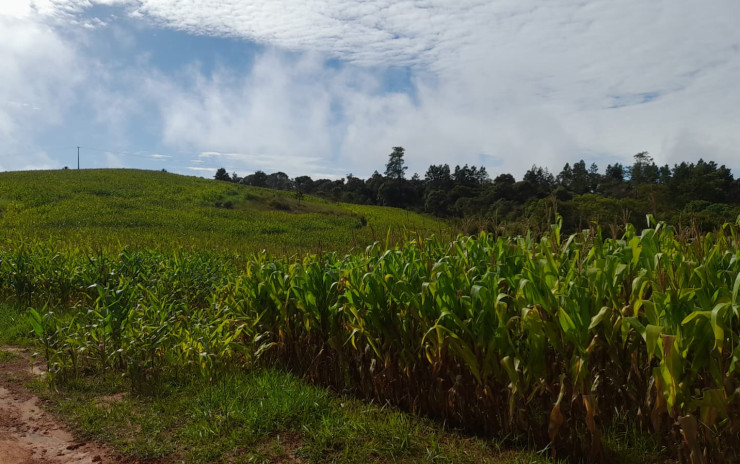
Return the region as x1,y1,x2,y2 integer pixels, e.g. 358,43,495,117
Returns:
228,150,740,234
4,218,739,461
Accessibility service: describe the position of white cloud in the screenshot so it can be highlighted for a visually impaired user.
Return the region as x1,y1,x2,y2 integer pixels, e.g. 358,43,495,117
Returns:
197,152,224,159
141,52,342,177
3,0,739,178
0,0,32,18
187,166,218,173
0,16,80,126
0,14,84,171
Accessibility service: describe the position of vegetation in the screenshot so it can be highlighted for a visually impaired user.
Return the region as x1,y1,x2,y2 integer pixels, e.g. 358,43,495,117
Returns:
229,149,740,234
0,304,32,345
0,169,448,253
3,165,740,462
39,369,552,464
0,348,20,362
1,215,736,461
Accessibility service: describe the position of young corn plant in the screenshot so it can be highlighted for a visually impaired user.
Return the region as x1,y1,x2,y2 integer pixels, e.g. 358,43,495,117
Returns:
11,218,740,461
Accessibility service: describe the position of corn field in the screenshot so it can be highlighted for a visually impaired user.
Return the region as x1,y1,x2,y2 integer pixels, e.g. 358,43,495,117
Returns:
2,217,739,461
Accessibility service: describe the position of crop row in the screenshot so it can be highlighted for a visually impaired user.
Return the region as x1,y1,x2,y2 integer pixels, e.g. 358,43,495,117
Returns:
1,218,739,461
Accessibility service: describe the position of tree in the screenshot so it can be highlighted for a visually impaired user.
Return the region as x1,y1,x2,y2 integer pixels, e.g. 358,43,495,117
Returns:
557,163,573,188
214,167,230,182
490,173,516,201
605,163,625,181
570,160,590,194
523,165,555,197
588,163,600,193
658,164,671,184
453,164,489,187
241,170,268,187
266,171,293,191
365,171,384,205
425,164,453,191
669,159,734,204
425,190,449,216
385,147,407,179
630,152,659,185
493,173,515,185
294,176,314,194
344,174,373,204
599,163,627,197
558,160,590,194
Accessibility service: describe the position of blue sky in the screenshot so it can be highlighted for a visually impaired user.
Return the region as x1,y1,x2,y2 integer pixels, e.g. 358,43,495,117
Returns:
1,0,739,180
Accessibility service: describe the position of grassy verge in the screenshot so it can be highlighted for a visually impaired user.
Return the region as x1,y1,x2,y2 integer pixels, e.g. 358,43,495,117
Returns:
36,368,558,464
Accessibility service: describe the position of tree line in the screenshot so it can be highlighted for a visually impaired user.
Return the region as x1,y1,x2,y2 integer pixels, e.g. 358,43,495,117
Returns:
215,147,740,234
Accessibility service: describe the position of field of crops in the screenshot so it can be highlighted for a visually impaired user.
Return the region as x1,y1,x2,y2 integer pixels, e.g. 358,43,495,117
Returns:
1,214,738,462
0,169,447,253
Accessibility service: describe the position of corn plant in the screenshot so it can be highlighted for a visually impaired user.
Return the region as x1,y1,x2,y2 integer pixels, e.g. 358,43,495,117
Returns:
9,217,740,461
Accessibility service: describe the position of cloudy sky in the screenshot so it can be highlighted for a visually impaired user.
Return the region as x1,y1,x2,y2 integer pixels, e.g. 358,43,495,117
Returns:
1,0,738,180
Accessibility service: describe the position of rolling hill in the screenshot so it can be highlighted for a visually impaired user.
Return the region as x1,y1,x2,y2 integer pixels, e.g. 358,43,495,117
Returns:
0,169,448,253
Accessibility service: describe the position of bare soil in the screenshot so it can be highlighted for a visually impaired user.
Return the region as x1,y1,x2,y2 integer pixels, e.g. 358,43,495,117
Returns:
0,346,134,464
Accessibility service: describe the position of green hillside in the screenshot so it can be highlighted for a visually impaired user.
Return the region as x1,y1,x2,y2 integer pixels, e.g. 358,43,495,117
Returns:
0,169,448,253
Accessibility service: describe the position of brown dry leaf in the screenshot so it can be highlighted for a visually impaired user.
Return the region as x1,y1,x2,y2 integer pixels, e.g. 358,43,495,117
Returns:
583,394,603,461
651,375,667,432
678,414,705,464
548,403,564,458
548,380,567,458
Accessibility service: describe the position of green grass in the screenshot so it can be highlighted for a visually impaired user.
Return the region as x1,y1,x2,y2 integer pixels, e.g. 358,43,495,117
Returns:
0,169,448,253
602,418,666,463
0,304,33,345
38,369,556,464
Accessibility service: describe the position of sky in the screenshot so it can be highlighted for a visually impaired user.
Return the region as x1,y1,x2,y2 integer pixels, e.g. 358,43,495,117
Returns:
1,0,739,180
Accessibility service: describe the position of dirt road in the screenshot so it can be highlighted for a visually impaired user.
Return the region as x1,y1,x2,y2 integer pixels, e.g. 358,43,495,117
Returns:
0,346,124,464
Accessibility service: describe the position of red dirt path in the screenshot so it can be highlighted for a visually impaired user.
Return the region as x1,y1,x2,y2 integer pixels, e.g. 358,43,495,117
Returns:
0,346,132,464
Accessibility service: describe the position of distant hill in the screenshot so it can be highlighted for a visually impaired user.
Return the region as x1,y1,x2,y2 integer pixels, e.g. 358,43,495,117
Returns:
0,169,448,253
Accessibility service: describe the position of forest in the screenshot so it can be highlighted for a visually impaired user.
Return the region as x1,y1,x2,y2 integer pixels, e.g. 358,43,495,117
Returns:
216,148,740,235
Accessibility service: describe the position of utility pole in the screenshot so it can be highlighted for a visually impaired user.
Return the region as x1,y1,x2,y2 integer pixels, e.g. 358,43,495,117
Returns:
77,146,80,170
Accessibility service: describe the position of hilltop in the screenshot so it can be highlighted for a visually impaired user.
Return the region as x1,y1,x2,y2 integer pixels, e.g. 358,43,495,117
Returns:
0,169,448,253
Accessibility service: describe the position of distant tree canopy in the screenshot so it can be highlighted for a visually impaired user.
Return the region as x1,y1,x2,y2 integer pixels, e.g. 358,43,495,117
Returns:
214,167,231,182
385,147,408,180
213,148,740,234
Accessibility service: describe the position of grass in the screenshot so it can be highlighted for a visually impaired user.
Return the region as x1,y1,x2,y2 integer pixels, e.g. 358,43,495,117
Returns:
37,368,557,464
0,348,20,362
0,304,33,345
0,169,449,253
602,418,666,463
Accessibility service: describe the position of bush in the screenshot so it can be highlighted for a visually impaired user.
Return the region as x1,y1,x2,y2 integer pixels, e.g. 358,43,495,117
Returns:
268,199,291,212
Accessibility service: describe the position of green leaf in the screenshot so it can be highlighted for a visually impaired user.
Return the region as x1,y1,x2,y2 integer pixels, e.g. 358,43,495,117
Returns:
557,307,576,335
681,310,711,326
711,302,731,353
588,306,611,331
27,309,43,337
646,324,663,361
624,317,646,338
733,273,740,305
